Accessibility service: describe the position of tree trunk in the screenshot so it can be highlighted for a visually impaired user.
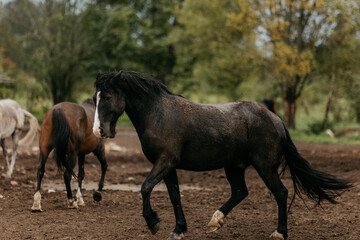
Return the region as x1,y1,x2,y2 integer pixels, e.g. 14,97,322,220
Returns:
283,87,296,129
322,72,335,129
355,104,360,123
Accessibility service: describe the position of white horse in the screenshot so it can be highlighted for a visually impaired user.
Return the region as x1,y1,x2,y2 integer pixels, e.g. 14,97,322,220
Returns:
0,99,39,178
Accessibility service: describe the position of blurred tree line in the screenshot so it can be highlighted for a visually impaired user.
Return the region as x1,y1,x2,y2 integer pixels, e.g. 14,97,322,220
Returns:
0,0,360,129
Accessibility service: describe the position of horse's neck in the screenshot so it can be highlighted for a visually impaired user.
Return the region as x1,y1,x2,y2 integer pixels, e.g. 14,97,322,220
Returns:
125,94,166,135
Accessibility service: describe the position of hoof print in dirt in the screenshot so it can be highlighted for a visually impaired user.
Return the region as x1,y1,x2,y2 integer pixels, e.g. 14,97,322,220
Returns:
93,191,102,202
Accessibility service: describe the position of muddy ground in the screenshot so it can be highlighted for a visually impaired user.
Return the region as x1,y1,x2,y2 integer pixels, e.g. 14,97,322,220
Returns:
0,126,359,239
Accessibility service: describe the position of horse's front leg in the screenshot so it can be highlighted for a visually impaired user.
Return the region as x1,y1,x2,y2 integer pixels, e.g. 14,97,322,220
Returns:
164,170,187,240
93,147,107,202
141,156,175,235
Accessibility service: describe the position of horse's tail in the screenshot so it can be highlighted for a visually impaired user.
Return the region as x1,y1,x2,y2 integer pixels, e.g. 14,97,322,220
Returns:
52,108,75,177
18,110,40,145
282,124,352,204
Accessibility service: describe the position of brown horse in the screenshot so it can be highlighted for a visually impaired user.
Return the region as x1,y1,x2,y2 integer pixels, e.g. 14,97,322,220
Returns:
31,99,107,211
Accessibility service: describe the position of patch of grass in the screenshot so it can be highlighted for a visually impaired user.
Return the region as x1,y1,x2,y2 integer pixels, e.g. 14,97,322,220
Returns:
116,113,133,126
289,127,360,145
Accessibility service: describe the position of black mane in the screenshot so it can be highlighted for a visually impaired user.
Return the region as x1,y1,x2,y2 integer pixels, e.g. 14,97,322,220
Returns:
95,71,177,97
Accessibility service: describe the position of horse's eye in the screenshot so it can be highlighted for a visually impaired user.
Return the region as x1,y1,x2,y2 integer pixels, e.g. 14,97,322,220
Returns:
104,96,111,101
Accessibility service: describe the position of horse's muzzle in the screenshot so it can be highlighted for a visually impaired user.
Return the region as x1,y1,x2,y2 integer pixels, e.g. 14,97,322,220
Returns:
94,126,116,138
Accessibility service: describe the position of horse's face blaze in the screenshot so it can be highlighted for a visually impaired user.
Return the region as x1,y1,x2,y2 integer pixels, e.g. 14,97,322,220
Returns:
94,89,125,138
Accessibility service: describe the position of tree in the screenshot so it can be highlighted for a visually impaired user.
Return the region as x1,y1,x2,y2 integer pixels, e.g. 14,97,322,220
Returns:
0,0,89,104
248,0,326,128
170,0,261,100
87,0,180,84
315,0,360,125
34,0,89,104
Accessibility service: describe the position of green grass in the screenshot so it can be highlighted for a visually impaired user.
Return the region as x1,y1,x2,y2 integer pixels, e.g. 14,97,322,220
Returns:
288,129,360,145
116,113,133,126
289,119,360,145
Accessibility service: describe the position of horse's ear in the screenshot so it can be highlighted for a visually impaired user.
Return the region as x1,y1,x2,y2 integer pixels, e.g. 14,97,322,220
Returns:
96,71,102,80
114,70,123,80
110,71,123,85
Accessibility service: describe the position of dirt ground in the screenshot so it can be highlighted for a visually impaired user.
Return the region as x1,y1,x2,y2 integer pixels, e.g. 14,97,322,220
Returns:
0,126,359,240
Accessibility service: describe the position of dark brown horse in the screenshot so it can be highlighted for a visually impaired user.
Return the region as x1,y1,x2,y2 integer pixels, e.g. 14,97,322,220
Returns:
93,71,351,240
31,99,107,211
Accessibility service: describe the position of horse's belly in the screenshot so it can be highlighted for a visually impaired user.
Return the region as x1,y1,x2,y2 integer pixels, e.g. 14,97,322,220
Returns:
79,136,98,154
0,119,16,139
178,147,238,171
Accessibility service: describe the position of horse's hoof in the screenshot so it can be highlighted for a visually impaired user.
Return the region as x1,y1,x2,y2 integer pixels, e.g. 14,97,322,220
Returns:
77,197,85,206
31,191,43,212
93,191,102,202
67,199,78,209
5,171,12,180
207,210,224,233
31,207,43,212
270,230,284,240
168,232,184,240
31,204,43,212
150,222,160,235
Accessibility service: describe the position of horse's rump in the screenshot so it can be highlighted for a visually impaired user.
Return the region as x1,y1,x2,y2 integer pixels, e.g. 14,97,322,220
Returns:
52,107,73,175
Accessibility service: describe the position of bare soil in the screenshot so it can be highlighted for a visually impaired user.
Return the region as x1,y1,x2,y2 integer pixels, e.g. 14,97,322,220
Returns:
0,126,359,239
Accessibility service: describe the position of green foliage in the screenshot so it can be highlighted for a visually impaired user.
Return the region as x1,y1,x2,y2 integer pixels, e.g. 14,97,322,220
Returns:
289,125,360,145
170,0,262,100
116,113,133,126
308,121,334,135
29,105,50,123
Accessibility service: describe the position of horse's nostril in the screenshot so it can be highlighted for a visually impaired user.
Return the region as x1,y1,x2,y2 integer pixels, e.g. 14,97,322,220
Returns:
99,127,104,136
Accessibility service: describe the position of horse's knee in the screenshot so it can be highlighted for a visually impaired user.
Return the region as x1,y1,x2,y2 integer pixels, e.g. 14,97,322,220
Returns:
232,188,248,203
64,170,72,179
141,182,153,196
240,188,249,199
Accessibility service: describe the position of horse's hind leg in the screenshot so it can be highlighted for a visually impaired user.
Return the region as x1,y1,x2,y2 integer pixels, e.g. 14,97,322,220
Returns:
208,166,248,233
6,130,20,178
76,154,85,206
32,148,50,212
1,139,9,173
253,164,288,240
93,147,107,201
64,153,78,209
164,170,187,239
